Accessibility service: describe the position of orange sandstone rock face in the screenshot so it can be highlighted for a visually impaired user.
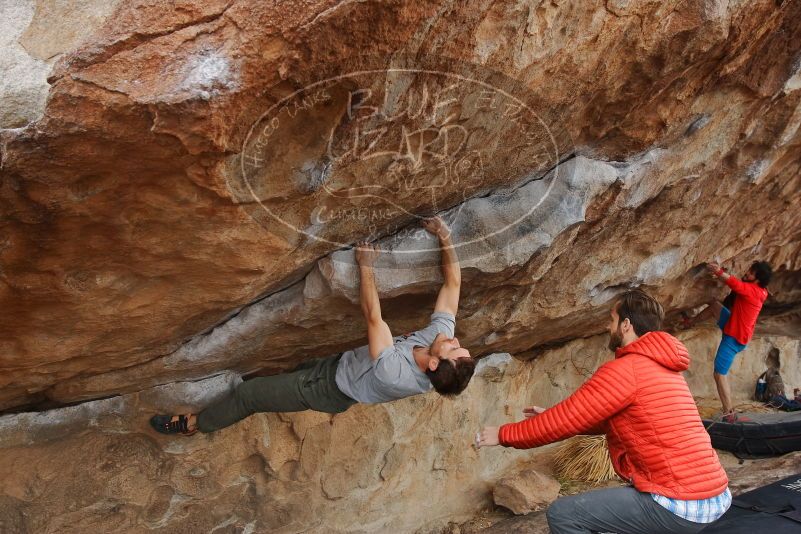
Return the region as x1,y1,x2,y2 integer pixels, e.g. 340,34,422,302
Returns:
1,0,801,416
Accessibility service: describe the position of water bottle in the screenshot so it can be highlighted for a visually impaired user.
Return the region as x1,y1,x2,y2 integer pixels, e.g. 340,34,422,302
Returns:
756,377,767,400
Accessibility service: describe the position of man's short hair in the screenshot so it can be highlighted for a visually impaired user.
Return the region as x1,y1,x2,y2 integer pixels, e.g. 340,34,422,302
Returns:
426,357,476,397
750,261,773,288
614,289,664,337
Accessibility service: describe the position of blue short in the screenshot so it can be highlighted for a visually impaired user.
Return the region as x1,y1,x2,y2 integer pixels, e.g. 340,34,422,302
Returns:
714,306,746,375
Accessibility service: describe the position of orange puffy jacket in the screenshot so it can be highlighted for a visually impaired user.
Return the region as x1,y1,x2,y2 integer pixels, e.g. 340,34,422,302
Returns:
499,331,728,500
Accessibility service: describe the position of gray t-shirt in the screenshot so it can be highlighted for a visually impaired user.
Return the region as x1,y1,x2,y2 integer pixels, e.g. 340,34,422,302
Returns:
335,311,456,404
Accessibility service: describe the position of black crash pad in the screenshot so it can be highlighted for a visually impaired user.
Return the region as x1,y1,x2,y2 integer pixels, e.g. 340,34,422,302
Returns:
700,473,801,533
703,411,801,458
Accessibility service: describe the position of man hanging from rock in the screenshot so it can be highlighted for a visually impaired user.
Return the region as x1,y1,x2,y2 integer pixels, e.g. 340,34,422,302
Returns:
477,290,731,534
682,260,772,422
150,216,476,436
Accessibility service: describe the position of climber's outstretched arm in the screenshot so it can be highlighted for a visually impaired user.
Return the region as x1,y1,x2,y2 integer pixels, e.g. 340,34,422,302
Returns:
356,242,393,360
422,217,460,316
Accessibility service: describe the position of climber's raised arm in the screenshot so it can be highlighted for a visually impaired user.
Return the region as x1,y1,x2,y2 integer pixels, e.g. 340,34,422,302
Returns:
706,261,732,283
707,261,756,296
356,241,393,360
422,217,460,316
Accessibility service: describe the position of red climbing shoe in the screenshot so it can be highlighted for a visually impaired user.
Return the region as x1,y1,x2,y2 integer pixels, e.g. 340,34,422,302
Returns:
720,412,752,424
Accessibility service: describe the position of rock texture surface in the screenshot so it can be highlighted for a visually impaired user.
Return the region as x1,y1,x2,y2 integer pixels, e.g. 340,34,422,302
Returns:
1,0,801,412
1,328,798,533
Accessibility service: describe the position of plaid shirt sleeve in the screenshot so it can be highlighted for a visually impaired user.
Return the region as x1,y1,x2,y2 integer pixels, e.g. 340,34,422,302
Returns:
651,487,732,523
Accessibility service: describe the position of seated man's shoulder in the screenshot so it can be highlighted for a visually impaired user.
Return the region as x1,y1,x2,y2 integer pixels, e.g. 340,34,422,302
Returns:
597,356,637,376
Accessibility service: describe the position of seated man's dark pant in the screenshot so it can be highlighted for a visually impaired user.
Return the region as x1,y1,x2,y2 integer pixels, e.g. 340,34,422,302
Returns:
196,354,356,433
547,486,709,534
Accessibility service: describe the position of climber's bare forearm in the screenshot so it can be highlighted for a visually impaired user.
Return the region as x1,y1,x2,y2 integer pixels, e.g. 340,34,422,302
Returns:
359,265,382,322
435,234,460,315
439,234,460,287
359,264,392,359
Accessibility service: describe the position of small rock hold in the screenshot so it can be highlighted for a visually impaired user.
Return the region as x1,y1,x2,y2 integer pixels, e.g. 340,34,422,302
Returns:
189,467,207,478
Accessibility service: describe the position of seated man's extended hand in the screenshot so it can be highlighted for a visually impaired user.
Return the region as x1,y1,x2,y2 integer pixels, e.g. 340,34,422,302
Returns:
523,406,546,418
477,407,545,449
476,426,500,449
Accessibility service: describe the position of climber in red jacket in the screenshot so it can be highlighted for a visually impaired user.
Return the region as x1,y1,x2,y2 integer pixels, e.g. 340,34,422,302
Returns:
476,290,730,534
702,261,771,420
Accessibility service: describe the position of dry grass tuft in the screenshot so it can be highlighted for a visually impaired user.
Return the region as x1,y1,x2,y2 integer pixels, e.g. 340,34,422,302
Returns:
553,435,618,483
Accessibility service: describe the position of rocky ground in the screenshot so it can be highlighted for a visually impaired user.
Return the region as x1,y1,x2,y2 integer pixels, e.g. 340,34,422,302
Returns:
1,0,801,412
455,451,801,534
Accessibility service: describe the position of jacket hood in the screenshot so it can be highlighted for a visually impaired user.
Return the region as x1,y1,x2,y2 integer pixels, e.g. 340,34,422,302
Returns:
615,331,690,372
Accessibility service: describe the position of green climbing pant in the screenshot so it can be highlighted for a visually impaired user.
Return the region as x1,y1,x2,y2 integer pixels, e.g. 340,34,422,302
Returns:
196,353,356,433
